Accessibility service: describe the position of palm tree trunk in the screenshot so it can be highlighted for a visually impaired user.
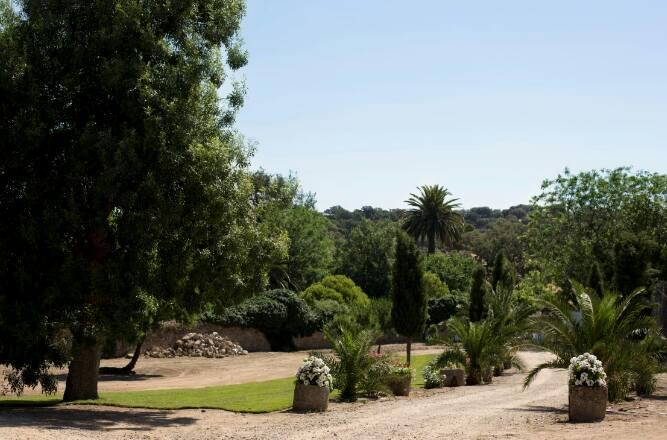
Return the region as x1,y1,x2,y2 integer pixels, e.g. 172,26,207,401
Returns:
427,233,435,254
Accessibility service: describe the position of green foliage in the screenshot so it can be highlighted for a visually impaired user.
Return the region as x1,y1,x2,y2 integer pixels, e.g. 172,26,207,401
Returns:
527,167,667,289
437,319,502,385
462,217,527,272
301,275,370,309
278,206,336,291
586,262,605,297
524,284,663,401
208,289,317,350
402,185,464,253
320,320,376,401
324,205,402,236
469,266,489,322
337,219,396,298
422,271,450,299
612,232,658,297
491,251,516,293
391,232,427,341
0,0,285,397
422,362,446,389
427,291,468,325
369,297,395,339
424,252,478,292
514,270,555,307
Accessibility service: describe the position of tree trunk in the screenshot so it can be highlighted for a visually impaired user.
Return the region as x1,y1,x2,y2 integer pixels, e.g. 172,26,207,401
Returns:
63,337,101,402
376,343,382,354
427,234,435,254
406,338,412,366
99,338,144,375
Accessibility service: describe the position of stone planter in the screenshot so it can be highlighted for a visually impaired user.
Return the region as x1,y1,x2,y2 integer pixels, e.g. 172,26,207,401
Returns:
292,383,329,412
569,385,607,422
387,375,411,396
441,368,465,387
482,367,494,384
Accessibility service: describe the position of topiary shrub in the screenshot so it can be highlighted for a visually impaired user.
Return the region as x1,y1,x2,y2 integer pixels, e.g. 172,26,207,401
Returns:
301,275,370,308
207,289,318,350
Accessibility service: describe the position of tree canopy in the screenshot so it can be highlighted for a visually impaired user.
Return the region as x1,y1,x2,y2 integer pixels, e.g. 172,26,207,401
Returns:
0,0,284,400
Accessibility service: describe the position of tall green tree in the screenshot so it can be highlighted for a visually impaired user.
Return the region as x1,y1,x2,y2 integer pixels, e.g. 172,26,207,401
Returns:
402,185,464,254
337,219,395,298
469,266,488,322
586,261,605,298
491,251,515,293
527,168,667,288
391,231,427,366
0,0,283,401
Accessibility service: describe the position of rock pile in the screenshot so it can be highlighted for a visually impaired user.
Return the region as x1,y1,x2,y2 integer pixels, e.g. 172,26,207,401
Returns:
144,332,249,358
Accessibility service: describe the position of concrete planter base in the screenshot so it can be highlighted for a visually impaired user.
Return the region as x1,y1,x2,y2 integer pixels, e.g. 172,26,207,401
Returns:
441,368,465,387
569,385,607,422
387,375,411,396
292,383,329,412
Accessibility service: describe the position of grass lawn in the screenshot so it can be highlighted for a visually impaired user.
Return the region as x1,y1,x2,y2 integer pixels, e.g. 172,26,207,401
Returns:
0,353,438,413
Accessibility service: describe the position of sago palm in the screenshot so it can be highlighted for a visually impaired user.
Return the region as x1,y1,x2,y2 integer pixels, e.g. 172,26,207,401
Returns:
523,283,662,401
436,318,502,384
402,185,464,253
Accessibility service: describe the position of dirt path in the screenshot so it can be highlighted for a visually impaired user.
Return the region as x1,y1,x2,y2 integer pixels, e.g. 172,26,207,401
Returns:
29,343,443,394
1,350,666,439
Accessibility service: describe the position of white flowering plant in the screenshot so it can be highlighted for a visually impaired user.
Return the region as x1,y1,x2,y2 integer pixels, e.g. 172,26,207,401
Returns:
423,363,446,389
296,356,333,390
568,353,607,387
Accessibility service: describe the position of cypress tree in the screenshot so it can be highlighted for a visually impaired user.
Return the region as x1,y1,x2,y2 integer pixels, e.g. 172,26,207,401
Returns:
391,230,427,366
491,251,515,293
469,265,488,322
586,261,605,297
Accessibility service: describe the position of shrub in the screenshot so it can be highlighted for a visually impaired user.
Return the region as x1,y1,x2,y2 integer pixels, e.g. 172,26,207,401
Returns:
423,271,450,299
569,353,607,387
301,275,370,308
207,289,318,350
427,291,468,325
423,362,446,389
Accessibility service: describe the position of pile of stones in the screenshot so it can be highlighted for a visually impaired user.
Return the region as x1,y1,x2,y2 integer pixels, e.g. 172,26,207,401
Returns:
144,332,248,358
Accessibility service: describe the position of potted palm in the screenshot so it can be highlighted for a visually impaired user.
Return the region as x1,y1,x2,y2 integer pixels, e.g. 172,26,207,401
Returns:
568,353,608,422
293,356,333,412
523,285,661,403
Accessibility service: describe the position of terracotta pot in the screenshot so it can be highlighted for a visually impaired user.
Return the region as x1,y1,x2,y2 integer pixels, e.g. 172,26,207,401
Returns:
569,385,607,422
441,368,465,387
292,383,329,412
387,375,411,396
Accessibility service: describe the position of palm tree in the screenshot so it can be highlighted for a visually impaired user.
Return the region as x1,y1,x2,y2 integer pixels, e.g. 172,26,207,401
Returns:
523,283,662,401
402,185,464,254
436,318,503,384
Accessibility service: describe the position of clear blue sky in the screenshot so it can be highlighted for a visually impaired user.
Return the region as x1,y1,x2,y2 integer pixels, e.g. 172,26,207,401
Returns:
234,0,667,210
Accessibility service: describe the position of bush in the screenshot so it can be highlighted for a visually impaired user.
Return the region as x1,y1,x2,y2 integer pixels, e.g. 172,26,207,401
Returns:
206,289,318,350
423,271,450,299
301,275,370,308
427,291,468,325
423,362,445,389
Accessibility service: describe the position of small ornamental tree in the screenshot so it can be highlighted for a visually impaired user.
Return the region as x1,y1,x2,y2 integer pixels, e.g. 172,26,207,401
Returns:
586,261,606,298
469,266,488,322
491,251,515,293
391,231,427,366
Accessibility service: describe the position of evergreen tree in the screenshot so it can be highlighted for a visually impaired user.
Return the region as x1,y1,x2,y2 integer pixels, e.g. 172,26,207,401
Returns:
469,266,488,322
586,261,605,297
391,231,427,366
491,251,515,293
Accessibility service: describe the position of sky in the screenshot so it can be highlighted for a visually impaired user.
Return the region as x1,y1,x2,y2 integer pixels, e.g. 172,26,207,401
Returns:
234,0,667,210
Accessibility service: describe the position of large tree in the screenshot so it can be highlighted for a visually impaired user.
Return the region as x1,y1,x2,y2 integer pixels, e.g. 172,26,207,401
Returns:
402,185,464,254
527,168,667,289
0,0,282,401
391,231,427,366
337,219,396,298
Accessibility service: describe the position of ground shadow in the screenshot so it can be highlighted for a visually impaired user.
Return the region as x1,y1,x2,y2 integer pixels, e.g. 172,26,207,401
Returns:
54,373,164,383
0,406,197,432
506,404,567,414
